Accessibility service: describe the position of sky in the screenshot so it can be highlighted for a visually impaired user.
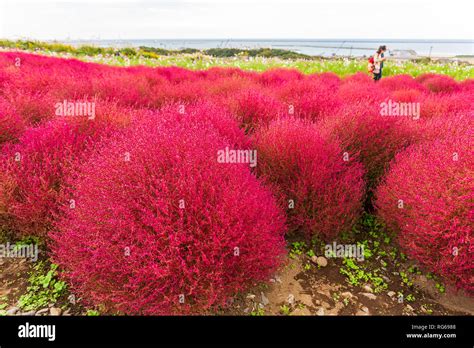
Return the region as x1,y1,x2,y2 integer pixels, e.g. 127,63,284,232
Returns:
0,0,472,40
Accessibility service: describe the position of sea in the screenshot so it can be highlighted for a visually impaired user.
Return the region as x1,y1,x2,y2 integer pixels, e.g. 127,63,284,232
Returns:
65,39,474,58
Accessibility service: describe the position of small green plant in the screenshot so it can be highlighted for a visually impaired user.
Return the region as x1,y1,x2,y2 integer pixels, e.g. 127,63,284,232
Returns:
289,241,307,259
422,304,433,314
405,294,415,302
435,283,445,294
86,309,100,316
356,240,374,259
250,307,265,316
339,258,387,293
407,266,422,275
0,297,8,311
400,271,413,287
280,304,291,315
18,261,68,311
14,235,42,248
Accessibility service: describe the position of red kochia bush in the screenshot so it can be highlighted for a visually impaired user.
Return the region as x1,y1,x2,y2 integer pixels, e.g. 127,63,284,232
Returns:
258,68,304,86
0,98,25,144
375,136,473,294
418,74,460,93
152,101,252,149
378,74,427,92
4,91,56,126
419,92,473,119
223,87,285,132
319,102,418,192
51,114,286,315
276,79,341,122
338,79,390,106
390,89,423,103
416,114,473,142
307,72,341,90
2,118,117,238
254,117,365,240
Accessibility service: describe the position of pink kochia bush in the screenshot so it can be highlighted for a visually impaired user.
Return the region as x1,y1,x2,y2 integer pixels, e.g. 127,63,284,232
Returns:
276,79,341,122
419,93,473,119
319,102,417,192
0,97,25,144
254,117,365,240
417,74,460,93
1,118,117,238
375,136,473,294
51,111,286,315
223,87,285,132
153,101,252,149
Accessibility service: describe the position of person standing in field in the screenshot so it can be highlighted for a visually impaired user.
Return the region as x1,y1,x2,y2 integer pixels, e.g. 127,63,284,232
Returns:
369,45,387,81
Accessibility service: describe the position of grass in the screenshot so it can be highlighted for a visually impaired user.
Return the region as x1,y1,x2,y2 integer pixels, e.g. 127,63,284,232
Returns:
1,39,472,80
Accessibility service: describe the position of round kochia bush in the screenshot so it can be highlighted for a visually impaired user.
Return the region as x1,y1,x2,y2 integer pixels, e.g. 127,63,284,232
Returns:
2,118,117,238
223,87,284,132
153,101,252,149
276,79,341,122
52,114,286,315
0,97,25,144
319,102,418,194
253,117,365,240
375,136,473,294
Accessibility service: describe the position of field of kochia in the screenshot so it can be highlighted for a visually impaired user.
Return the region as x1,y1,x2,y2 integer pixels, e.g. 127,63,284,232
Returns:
0,51,472,315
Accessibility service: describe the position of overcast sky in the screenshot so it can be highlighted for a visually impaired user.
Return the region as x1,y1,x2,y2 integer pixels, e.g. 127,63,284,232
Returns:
0,0,472,40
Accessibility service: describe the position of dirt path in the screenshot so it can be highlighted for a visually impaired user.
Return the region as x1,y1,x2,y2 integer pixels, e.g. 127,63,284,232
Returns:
231,255,473,316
